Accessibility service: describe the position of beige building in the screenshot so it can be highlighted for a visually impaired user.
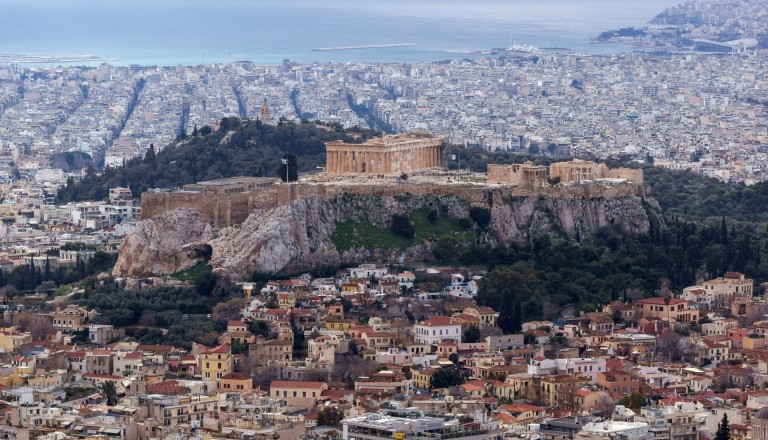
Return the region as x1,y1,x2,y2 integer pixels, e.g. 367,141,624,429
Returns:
270,380,327,410
51,305,90,333
141,394,219,429
487,162,548,185
635,298,699,324
251,338,292,364
325,132,444,175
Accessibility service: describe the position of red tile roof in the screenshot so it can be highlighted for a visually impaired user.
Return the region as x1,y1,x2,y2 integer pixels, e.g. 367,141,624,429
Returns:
418,316,457,327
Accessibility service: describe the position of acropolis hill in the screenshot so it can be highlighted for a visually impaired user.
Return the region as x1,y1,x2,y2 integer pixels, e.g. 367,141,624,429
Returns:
140,133,646,228
116,133,655,277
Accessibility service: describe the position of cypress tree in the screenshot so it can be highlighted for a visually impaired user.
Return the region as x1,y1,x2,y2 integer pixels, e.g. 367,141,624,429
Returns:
715,413,730,440
720,216,727,245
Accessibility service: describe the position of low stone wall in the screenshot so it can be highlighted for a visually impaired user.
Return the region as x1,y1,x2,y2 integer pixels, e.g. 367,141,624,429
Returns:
141,181,644,227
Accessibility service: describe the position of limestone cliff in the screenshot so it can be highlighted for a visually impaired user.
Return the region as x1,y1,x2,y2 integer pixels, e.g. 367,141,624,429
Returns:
113,190,660,278
112,209,214,277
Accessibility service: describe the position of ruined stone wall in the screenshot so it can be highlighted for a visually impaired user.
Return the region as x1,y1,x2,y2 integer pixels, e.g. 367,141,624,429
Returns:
605,168,644,184
487,165,520,184
141,181,644,227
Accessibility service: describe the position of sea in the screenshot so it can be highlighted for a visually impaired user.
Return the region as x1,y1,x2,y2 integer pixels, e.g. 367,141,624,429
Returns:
0,0,683,66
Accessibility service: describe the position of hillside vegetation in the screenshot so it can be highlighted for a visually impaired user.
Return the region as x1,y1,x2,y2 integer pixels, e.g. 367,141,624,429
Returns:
643,166,768,223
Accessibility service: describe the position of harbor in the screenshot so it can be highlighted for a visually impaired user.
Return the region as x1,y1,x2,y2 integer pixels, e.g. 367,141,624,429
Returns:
312,43,417,52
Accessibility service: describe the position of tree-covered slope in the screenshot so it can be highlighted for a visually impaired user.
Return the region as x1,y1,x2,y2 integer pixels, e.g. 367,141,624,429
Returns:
643,166,768,222
56,118,379,203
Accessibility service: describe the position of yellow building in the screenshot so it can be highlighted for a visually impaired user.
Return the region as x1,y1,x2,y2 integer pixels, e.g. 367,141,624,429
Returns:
51,305,89,332
540,375,589,409
412,368,437,389
199,345,232,383
325,318,355,332
0,330,31,353
364,331,395,350
219,372,253,393
635,298,699,323
278,293,296,309
504,374,535,402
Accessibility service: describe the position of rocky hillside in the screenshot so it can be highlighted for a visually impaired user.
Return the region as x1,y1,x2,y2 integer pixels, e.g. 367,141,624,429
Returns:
113,190,659,278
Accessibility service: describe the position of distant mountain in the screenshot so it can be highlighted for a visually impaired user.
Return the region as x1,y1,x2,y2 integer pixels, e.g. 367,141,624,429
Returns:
55,118,380,203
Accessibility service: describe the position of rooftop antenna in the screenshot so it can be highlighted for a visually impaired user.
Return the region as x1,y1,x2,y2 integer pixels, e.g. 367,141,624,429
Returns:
201,52,206,65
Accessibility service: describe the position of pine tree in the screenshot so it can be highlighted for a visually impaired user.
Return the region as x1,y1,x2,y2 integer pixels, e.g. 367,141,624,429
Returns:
715,413,730,440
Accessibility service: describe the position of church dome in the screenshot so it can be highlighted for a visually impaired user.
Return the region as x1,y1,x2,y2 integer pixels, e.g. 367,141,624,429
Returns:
755,406,768,420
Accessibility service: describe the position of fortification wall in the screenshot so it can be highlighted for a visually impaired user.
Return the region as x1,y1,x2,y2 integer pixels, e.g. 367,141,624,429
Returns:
141,181,644,227
605,168,644,184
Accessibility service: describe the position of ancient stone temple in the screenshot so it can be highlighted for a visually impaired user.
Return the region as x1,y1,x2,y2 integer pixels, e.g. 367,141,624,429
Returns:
325,132,444,175
487,162,548,185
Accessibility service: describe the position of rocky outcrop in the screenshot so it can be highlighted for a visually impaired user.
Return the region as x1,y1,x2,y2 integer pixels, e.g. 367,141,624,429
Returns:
112,209,214,277
492,195,654,241
209,197,338,276
114,190,660,278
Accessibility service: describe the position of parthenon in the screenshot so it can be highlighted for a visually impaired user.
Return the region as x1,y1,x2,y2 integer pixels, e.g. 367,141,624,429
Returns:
325,132,444,175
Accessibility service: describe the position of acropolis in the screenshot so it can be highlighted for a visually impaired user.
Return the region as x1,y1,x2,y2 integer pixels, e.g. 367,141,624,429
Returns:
325,132,444,175
139,132,645,227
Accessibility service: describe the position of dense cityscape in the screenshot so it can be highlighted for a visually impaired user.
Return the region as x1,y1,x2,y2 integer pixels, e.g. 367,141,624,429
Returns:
1,0,768,439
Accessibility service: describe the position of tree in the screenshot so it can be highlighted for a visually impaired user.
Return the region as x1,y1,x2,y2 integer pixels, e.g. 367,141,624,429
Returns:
715,413,730,440
278,153,298,182
390,214,415,238
290,312,307,358
432,236,462,261
617,392,645,409
249,321,271,339
212,298,247,325
429,367,465,389
463,324,481,343
331,355,376,388
99,380,118,406
591,392,615,418
469,207,491,229
477,264,539,333
317,407,345,428
144,144,156,165
194,269,218,296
